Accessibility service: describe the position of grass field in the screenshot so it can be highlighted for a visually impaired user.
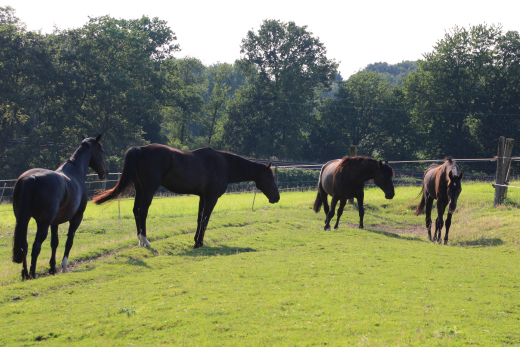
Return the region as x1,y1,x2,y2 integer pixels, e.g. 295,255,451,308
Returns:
0,182,519,346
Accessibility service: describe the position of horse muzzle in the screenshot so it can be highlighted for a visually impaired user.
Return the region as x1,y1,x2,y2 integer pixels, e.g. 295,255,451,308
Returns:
385,192,395,200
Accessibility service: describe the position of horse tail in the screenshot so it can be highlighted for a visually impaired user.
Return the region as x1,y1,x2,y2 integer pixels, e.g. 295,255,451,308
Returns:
313,167,325,213
12,177,34,263
313,191,323,213
93,147,139,205
413,184,426,216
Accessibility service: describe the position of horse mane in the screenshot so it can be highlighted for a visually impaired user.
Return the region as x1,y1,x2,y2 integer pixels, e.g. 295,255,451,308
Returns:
338,156,394,176
57,138,93,169
223,151,269,178
337,155,374,169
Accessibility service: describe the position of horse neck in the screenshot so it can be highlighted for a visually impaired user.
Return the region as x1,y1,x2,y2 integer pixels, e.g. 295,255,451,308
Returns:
352,159,379,182
225,154,263,184
58,145,92,178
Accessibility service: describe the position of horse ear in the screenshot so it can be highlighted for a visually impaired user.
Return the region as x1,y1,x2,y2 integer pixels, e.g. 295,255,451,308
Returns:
267,162,272,169
384,160,389,165
95,134,103,142
459,171,463,180
82,135,86,140
449,170,454,179
378,160,382,168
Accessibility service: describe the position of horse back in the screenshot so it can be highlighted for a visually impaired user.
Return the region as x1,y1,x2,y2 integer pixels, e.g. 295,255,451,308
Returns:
141,145,227,196
320,160,341,196
424,165,448,201
14,168,85,224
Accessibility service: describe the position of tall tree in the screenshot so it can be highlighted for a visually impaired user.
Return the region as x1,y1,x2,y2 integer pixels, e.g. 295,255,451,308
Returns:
225,19,338,159
403,24,520,160
161,57,205,149
307,71,411,161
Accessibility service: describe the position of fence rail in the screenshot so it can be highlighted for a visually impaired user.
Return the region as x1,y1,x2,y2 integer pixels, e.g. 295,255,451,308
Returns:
0,155,505,205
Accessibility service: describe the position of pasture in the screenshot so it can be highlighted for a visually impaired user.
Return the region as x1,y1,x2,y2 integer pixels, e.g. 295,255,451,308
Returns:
0,182,519,346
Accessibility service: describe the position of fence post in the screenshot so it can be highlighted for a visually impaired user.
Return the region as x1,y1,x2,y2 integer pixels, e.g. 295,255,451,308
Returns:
348,146,357,204
118,173,121,220
494,137,514,207
0,183,6,204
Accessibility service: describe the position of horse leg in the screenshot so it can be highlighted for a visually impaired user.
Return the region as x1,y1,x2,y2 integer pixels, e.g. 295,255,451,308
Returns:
425,195,434,241
320,186,330,224
60,212,83,273
132,186,148,246
133,174,160,247
49,225,59,274
444,212,453,245
133,185,155,247
333,199,347,230
194,197,205,247
29,222,50,279
357,192,365,229
324,195,339,231
434,203,446,244
194,196,219,248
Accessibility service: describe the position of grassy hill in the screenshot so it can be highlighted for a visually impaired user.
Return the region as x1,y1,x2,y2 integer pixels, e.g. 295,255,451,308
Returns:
0,182,519,345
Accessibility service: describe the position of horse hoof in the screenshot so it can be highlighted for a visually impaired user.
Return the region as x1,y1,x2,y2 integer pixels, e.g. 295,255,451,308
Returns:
21,269,30,281
193,243,203,249
333,226,339,230
324,226,331,231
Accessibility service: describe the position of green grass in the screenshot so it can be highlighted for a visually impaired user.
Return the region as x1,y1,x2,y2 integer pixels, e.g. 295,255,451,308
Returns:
0,183,519,345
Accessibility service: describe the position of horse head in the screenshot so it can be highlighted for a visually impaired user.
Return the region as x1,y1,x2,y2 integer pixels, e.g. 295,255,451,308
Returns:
84,134,109,180
373,160,395,199
255,162,280,204
447,170,463,213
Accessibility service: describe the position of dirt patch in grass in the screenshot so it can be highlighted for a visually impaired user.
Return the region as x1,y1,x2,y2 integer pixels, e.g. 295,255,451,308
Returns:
344,222,427,237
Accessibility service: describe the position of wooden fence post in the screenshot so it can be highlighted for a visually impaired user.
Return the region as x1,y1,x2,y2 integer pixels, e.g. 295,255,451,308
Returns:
117,173,121,220
0,183,6,204
348,146,357,204
494,137,514,207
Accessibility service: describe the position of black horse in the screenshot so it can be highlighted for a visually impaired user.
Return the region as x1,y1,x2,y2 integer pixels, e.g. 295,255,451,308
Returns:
12,135,108,279
93,144,280,248
313,156,395,230
414,157,463,245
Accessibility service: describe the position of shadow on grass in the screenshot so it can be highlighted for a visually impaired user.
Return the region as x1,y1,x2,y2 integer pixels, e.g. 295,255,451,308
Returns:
186,245,257,257
364,228,426,242
454,238,504,247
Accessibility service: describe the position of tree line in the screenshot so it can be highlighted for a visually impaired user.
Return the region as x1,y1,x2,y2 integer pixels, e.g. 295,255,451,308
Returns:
2,6,520,178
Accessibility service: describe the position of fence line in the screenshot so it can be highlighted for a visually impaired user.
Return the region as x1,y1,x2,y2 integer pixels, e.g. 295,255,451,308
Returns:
0,155,514,204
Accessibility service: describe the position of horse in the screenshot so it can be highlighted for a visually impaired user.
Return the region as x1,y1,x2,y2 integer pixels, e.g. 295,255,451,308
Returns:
92,144,280,248
313,156,395,230
414,157,463,245
12,134,108,280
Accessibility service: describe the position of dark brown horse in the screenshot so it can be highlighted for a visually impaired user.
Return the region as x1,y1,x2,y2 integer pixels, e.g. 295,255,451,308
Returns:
12,135,108,279
93,144,280,248
313,156,395,230
414,157,463,245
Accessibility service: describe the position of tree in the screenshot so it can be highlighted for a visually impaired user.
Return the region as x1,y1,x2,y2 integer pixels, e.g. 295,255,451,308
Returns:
160,57,205,149
403,24,520,160
0,13,180,176
0,6,56,177
224,19,338,159
364,61,418,85
307,71,411,161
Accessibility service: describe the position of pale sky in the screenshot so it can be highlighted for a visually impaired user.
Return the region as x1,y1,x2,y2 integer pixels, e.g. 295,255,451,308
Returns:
8,0,520,77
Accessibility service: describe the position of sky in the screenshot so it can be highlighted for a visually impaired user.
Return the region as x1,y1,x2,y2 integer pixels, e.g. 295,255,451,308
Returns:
8,0,520,77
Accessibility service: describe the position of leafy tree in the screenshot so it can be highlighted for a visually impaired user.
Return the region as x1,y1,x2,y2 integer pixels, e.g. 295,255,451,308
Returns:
224,19,338,159
403,24,520,160
0,6,56,177
199,63,235,147
0,13,180,176
364,61,418,85
307,71,411,161
161,57,205,149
